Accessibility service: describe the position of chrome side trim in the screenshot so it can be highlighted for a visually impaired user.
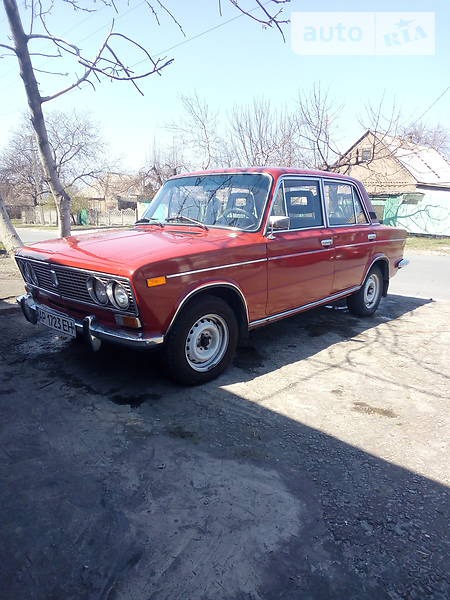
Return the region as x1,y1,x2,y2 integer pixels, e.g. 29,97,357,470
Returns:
165,282,249,335
396,258,409,269
268,247,332,261
249,286,360,328
333,238,406,250
166,258,267,279
162,237,404,278
17,294,163,349
264,224,326,235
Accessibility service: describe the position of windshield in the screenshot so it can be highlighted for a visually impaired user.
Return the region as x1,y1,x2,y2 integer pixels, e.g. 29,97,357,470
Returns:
141,173,271,231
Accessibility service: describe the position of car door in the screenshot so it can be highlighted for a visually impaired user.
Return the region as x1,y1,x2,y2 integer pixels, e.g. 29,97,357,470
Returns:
322,179,375,293
266,177,335,315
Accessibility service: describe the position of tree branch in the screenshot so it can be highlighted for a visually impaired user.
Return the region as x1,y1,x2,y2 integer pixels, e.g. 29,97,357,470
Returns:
228,0,289,42
0,42,17,53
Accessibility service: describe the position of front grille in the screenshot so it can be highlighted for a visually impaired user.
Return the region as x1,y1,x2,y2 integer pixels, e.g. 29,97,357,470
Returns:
16,257,137,315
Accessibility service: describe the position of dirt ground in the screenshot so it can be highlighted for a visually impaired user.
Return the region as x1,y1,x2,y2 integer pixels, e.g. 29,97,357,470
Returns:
0,256,449,599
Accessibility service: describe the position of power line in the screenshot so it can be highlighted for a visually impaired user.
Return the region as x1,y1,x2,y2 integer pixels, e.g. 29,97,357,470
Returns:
415,85,450,122
0,1,280,101
0,0,148,92
132,0,274,66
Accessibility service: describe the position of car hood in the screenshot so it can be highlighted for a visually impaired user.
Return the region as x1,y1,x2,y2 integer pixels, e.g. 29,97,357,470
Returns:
16,226,260,277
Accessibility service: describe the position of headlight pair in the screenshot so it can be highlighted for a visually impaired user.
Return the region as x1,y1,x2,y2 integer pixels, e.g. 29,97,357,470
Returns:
87,277,130,310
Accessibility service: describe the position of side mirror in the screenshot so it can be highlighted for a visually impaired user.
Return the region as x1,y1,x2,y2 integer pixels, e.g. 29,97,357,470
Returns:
267,215,290,237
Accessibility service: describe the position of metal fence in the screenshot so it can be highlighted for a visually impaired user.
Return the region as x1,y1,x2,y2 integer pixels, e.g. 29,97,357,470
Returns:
20,206,137,227
90,208,137,226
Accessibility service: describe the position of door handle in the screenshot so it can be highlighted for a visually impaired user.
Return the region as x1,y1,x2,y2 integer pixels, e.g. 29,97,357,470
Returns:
368,233,377,240
321,238,333,247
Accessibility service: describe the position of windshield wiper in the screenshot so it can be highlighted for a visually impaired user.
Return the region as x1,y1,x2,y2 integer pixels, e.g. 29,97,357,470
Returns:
165,215,208,230
135,217,164,227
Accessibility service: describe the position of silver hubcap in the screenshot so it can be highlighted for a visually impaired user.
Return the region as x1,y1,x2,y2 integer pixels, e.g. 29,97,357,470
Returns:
364,273,380,308
185,314,229,372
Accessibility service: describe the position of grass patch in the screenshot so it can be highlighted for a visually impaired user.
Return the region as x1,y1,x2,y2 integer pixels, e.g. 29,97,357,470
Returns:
406,235,450,253
0,242,4,252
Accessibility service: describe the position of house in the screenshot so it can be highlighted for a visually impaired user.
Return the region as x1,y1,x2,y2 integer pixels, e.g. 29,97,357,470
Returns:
80,173,146,212
335,130,450,236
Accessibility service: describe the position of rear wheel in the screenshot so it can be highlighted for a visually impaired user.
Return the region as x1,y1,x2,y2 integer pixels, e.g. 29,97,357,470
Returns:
347,266,383,316
163,295,238,385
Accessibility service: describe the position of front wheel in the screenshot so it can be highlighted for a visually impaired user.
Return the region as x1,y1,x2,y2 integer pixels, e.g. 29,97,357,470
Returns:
163,295,238,385
347,266,383,316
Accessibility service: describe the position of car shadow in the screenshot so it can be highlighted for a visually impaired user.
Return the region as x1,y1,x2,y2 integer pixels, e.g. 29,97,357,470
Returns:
0,291,448,599
0,299,20,313
31,292,433,392
229,293,435,382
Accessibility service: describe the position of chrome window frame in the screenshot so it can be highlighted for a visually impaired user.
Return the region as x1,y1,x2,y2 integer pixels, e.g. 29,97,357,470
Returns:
352,186,370,224
142,171,274,234
321,178,371,228
264,175,327,236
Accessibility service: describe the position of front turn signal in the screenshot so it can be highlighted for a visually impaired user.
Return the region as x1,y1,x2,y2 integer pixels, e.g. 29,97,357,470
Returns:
114,315,142,329
146,276,167,287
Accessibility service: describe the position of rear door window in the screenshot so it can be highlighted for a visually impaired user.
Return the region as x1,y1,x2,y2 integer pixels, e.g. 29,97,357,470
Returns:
324,181,369,226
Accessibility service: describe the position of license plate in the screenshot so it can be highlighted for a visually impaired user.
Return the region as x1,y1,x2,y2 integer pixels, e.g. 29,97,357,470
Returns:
37,306,76,338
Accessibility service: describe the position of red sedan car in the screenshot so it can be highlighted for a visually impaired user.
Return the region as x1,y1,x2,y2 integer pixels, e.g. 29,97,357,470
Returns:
16,168,408,384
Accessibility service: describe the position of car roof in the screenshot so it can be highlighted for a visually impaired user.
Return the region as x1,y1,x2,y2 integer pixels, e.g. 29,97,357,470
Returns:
169,167,360,183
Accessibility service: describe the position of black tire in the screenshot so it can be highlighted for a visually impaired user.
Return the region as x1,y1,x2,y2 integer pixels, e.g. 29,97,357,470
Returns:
347,266,383,316
163,295,238,385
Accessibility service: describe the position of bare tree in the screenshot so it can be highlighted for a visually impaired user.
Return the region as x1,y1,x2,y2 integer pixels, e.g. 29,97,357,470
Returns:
0,0,288,241
0,123,46,208
168,93,222,170
144,140,188,189
227,97,301,167
0,194,22,256
295,85,343,170
400,121,450,159
292,85,407,173
45,111,109,191
0,111,107,211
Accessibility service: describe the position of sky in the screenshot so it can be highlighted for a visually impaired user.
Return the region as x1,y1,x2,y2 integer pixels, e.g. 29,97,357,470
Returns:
0,0,449,171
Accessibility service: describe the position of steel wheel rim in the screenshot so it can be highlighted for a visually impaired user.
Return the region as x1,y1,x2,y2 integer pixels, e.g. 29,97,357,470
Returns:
185,313,229,372
364,273,380,308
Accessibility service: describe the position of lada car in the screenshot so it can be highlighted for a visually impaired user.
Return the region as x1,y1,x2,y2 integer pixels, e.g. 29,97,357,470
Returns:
16,168,408,384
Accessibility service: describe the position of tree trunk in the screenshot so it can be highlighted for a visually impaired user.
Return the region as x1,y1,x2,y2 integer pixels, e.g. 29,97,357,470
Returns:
3,0,72,237
0,194,23,256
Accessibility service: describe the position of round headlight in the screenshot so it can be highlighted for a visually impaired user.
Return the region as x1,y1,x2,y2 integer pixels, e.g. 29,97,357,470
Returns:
24,262,38,286
87,277,109,305
110,282,130,310
94,279,109,305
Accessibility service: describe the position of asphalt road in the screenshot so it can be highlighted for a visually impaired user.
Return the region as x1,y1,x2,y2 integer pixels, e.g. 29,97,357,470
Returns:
389,251,450,301
0,258,449,599
16,227,98,243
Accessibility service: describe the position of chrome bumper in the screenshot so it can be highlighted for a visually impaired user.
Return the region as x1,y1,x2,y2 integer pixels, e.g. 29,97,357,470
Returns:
17,294,164,351
396,258,410,269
